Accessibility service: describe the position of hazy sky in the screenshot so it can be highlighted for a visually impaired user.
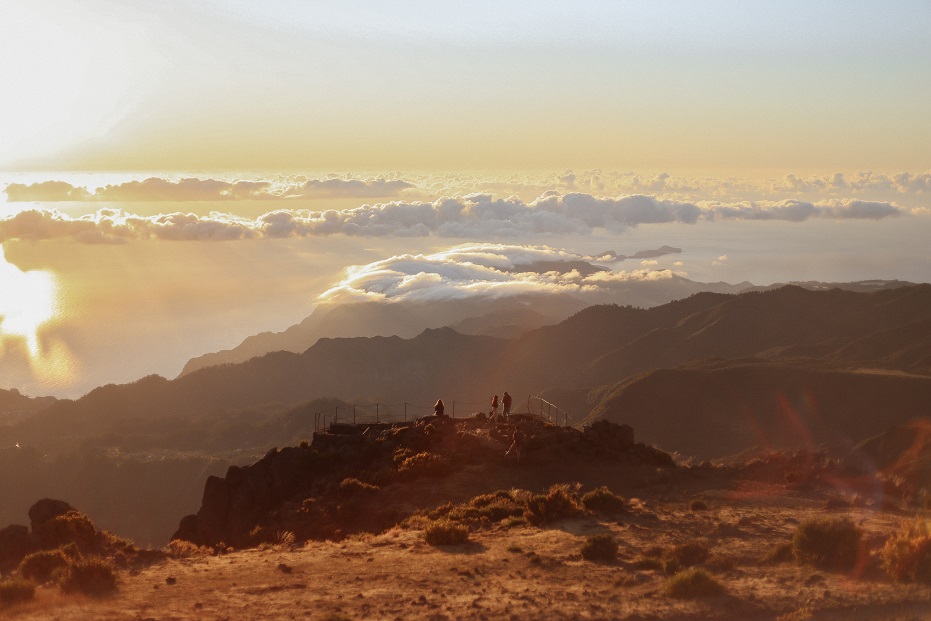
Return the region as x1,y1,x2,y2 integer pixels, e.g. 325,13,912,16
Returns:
0,2,929,398
2,0,930,172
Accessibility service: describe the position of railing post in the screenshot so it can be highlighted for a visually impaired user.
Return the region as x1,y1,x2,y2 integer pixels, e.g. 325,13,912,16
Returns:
335,406,338,424
376,402,380,423
353,404,356,424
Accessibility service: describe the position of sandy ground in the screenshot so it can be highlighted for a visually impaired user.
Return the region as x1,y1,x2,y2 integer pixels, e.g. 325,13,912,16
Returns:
4,471,931,621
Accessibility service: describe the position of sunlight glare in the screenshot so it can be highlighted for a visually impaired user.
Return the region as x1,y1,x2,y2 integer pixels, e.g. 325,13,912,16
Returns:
0,245,57,357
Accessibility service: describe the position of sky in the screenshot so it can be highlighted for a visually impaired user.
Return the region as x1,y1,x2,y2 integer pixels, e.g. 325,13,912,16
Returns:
0,1,929,397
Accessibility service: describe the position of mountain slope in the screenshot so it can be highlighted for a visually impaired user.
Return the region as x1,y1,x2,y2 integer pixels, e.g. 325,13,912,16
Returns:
584,360,931,458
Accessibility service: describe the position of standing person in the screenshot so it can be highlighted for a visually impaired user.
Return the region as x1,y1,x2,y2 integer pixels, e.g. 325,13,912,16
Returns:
491,394,499,418
434,399,446,417
502,392,512,420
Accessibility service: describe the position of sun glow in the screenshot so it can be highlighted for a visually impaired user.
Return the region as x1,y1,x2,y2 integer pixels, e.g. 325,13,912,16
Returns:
0,245,57,357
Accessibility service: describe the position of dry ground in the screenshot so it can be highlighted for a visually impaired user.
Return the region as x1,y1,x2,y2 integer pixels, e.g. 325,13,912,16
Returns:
4,467,931,621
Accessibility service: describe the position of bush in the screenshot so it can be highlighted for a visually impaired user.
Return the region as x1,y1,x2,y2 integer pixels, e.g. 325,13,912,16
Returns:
18,549,71,583
882,518,931,583
397,452,453,478
663,568,725,599
0,578,36,605
662,542,710,575
761,541,795,565
338,477,380,497
524,484,582,525
581,534,618,562
423,520,469,546
793,517,862,571
59,558,117,596
690,499,708,511
35,511,99,551
581,487,626,513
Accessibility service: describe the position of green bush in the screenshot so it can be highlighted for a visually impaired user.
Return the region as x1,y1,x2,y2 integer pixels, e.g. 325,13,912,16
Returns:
524,484,582,525
793,517,862,571
0,578,36,605
581,534,618,562
423,520,469,546
59,558,118,596
18,549,71,583
663,568,725,599
882,518,931,583
581,487,626,513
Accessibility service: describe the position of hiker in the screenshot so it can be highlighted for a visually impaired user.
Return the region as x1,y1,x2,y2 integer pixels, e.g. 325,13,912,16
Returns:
506,429,525,462
434,399,446,417
502,391,512,420
491,394,499,417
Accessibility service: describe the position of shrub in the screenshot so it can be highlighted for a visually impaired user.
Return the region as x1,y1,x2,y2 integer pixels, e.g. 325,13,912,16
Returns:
35,511,99,551
581,487,626,513
0,578,36,605
662,542,710,575
168,529,213,558
761,541,795,565
338,477,380,497
793,517,862,571
663,568,725,599
59,558,117,596
882,518,931,583
581,534,618,563
397,452,453,478
18,549,71,583
423,520,469,546
524,484,582,525
690,499,708,511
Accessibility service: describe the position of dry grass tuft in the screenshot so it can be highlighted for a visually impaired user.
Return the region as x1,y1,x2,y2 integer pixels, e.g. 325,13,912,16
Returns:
882,518,931,583
762,541,795,565
0,577,36,605
580,534,618,563
690,499,708,511
661,542,710,575
59,557,118,596
581,486,626,513
17,549,72,584
793,516,862,571
524,483,582,525
663,567,725,599
423,520,469,546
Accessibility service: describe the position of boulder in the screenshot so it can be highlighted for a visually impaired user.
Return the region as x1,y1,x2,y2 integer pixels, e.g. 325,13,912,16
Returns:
28,499,75,532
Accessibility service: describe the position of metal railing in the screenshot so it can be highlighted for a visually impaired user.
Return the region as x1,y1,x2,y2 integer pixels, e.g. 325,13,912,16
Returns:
313,395,574,431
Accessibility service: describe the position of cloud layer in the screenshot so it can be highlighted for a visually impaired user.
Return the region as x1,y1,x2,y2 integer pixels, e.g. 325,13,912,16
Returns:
318,243,686,304
0,193,906,244
4,176,415,202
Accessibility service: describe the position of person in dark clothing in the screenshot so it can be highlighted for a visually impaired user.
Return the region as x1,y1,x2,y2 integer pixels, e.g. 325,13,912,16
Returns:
502,392,512,420
434,399,446,417
491,394,499,417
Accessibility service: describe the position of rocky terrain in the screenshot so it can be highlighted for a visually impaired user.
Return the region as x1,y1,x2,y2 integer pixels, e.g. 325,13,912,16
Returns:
4,417,931,619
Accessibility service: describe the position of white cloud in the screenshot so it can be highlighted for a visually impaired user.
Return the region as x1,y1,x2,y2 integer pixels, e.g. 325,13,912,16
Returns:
4,176,415,202
318,243,689,304
0,192,908,244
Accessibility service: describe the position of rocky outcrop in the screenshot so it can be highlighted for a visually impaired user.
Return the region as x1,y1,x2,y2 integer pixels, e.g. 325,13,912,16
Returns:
173,416,674,548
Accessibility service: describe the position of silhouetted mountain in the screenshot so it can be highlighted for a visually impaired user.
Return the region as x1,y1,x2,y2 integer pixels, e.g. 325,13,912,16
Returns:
0,388,56,424
178,294,584,377
583,359,931,458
